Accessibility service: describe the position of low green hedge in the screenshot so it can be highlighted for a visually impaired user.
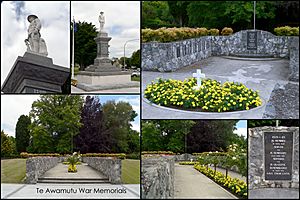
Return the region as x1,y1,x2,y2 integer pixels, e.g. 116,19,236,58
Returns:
141,151,176,155
179,161,198,165
142,27,234,43
274,26,299,36
20,152,60,158
81,153,126,159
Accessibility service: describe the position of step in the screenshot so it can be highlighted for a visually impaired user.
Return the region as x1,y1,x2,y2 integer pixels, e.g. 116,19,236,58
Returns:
37,180,110,184
37,178,110,184
38,177,109,181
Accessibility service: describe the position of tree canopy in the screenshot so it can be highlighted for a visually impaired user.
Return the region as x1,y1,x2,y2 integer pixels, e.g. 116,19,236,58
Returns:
15,115,31,153
142,120,244,153
142,1,299,33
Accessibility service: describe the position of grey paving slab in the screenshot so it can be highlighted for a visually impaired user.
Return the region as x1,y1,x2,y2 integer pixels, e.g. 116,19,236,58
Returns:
41,163,107,179
249,188,299,199
142,56,298,119
1,183,140,199
174,164,237,199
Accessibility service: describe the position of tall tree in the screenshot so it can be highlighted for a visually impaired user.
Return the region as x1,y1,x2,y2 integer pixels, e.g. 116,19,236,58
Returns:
72,21,97,70
142,1,175,28
130,49,140,68
28,95,83,153
187,120,238,153
74,96,112,153
103,100,138,153
142,120,195,153
15,115,31,153
1,130,16,157
168,1,190,27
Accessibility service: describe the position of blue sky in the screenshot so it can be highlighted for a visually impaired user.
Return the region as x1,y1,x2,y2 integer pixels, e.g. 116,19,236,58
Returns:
1,95,140,137
234,120,247,137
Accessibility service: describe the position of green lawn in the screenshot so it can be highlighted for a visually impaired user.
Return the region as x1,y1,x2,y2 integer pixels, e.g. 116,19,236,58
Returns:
131,76,140,82
1,159,26,183
121,159,140,184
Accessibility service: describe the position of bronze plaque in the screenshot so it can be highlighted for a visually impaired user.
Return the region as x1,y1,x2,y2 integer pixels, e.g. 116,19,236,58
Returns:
264,132,293,180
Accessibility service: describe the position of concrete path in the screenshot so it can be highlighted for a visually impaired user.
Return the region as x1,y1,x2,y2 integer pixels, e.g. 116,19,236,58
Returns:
174,164,237,199
1,183,140,199
41,163,107,179
142,56,298,119
207,166,246,182
249,188,299,199
71,85,140,93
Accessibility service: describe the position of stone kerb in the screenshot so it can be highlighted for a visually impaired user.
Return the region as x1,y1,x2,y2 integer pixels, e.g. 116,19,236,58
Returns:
248,126,299,190
142,156,175,199
26,157,59,184
142,36,211,72
82,157,122,184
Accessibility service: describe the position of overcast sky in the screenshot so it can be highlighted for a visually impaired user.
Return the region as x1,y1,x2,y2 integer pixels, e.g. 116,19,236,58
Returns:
71,1,140,59
1,1,70,86
1,95,140,137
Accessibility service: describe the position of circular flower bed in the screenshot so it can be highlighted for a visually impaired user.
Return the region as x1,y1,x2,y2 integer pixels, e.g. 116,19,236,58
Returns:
144,78,262,112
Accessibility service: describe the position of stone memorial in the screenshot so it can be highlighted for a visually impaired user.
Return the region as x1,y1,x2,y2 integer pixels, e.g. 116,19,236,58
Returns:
1,15,70,93
247,31,258,51
248,126,299,198
76,11,138,91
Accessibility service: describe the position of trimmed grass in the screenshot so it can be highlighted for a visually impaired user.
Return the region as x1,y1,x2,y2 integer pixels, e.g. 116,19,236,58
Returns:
121,159,140,184
131,76,140,82
1,159,26,183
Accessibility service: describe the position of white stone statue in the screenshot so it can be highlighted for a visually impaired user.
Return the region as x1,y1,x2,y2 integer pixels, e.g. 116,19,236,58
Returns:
25,15,48,56
98,11,105,32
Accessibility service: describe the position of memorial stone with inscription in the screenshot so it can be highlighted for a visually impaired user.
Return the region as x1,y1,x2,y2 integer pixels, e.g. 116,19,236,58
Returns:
247,31,258,50
248,126,299,191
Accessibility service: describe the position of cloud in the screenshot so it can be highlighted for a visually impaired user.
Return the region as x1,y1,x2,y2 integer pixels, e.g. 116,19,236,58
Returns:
1,1,70,86
1,95,39,137
234,128,247,138
71,1,140,59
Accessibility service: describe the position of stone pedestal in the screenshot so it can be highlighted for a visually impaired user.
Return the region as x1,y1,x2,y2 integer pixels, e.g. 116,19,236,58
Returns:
1,52,70,93
76,30,139,91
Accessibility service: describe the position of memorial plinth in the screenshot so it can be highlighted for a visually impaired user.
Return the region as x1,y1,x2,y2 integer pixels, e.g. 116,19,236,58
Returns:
1,52,70,93
76,30,138,91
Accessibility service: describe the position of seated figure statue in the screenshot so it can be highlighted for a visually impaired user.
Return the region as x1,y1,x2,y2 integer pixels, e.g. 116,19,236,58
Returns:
25,15,48,56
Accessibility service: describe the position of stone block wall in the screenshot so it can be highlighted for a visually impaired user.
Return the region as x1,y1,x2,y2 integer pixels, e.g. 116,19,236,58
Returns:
288,37,299,81
248,126,299,190
82,157,122,184
211,30,289,57
174,153,197,162
142,156,175,199
142,30,297,74
142,36,211,72
26,157,59,184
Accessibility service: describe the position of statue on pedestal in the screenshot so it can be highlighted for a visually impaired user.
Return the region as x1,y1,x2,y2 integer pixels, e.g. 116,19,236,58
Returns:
98,11,105,32
25,15,48,56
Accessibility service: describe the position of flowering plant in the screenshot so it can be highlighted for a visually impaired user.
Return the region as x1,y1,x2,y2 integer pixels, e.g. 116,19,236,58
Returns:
145,78,262,112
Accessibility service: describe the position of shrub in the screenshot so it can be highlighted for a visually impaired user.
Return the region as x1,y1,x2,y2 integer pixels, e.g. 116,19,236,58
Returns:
144,78,262,112
274,26,299,36
209,28,219,36
126,152,140,160
68,164,77,173
81,153,126,159
141,151,176,155
179,161,197,165
221,27,233,36
20,152,60,158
